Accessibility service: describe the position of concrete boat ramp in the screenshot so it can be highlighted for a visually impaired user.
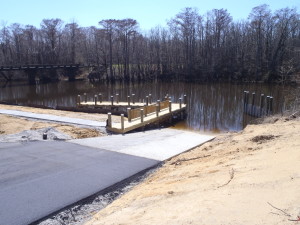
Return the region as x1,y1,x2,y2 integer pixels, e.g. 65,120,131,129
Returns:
0,109,214,225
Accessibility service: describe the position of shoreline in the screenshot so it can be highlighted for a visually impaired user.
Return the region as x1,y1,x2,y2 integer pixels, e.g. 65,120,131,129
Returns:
85,113,300,225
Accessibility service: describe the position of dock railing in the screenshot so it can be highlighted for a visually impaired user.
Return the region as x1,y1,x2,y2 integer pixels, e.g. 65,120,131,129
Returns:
127,100,171,122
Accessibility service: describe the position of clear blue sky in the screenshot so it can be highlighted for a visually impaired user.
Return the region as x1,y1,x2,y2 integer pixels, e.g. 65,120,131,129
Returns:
1,0,299,30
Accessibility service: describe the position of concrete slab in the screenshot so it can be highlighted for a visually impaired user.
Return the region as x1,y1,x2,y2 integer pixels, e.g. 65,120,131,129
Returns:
0,109,106,127
0,141,158,225
69,128,215,161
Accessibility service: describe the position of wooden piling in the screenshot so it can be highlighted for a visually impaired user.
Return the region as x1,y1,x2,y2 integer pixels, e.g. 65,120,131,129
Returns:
98,93,102,103
127,96,131,106
266,96,270,115
245,91,249,108
140,109,144,122
146,96,149,106
132,94,135,104
84,93,87,103
94,95,97,106
179,98,182,109
243,91,248,110
107,113,112,127
251,92,255,115
121,114,124,131
127,108,131,122
77,95,81,106
270,96,273,114
169,101,172,112
260,94,264,116
149,94,152,104
165,94,169,100
183,94,187,105
116,94,119,104
111,96,114,106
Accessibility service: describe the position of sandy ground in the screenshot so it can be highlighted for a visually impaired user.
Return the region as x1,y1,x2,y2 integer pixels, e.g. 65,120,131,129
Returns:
0,114,102,139
0,103,113,139
85,114,300,225
0,104,120,123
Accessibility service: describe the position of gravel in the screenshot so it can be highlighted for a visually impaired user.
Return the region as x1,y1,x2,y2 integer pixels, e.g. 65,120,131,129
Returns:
0,127,72,142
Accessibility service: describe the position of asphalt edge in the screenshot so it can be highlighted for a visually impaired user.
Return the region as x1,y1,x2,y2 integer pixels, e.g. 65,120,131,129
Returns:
29,162,163,225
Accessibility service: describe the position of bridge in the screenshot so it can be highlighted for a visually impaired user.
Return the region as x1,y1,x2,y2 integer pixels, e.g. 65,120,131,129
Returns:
0,64,98,84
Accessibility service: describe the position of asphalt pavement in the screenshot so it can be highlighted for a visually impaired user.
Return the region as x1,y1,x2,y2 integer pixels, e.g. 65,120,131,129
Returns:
0,141,158,225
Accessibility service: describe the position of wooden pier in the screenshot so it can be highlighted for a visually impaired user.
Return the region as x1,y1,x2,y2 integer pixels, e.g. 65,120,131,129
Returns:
107,101,186,134
76,93,187,134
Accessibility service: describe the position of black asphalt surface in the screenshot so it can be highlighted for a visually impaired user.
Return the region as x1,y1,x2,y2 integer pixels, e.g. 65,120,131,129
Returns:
0,141,159,225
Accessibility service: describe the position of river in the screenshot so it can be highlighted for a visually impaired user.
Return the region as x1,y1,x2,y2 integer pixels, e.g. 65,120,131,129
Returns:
0,80,295,133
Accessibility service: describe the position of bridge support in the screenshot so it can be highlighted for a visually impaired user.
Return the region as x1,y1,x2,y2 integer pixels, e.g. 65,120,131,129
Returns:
25,69,37,85
67,67,78,82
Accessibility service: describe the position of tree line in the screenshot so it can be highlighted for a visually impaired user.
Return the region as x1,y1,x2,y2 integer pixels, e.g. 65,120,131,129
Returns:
0,4,299,82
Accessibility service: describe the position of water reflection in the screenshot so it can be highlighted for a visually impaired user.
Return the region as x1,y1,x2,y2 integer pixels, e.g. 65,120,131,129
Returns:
0,80,293,133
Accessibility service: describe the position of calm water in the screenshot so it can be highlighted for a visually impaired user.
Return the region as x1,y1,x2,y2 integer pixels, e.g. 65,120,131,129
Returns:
0,80,293,133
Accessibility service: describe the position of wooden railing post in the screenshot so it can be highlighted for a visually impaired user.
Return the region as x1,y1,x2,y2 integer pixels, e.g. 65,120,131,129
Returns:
77,95,81,106
127,96,131,106
169,101,172,112
140,109,144,123
98,93,102,103
144,104,147,117
146,96,149,106
94,95,97,106
127,108,131,122
132,94,135,104
107,113,112,128
157,100,161,111
121,114,124,131
149,94,152,104
156,104,159,117
84,93,87,103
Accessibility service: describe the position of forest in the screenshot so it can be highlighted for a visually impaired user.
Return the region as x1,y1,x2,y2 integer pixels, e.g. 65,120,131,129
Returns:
0,4,299,82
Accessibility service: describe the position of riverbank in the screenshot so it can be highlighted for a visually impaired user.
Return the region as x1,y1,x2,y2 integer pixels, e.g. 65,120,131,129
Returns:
85,113,300,225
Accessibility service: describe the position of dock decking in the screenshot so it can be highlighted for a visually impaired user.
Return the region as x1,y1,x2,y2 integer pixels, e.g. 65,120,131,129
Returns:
107,103,186,134
79,101,145,108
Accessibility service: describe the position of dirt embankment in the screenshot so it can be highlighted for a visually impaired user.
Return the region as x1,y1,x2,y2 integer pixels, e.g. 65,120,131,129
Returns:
86,114,300,225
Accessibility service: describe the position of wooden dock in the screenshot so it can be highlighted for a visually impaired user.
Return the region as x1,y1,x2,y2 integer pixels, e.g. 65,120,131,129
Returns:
76,93,187,134
107,102,186,134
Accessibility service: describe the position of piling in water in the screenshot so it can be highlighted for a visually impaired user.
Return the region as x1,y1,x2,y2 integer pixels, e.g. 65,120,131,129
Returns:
107,113,112,127
84,93,87,103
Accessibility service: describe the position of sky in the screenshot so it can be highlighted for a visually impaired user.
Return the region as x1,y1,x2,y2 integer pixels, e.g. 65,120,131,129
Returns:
0,0,299,31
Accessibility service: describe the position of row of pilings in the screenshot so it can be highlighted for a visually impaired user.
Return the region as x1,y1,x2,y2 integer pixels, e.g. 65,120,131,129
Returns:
243,91,274,117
